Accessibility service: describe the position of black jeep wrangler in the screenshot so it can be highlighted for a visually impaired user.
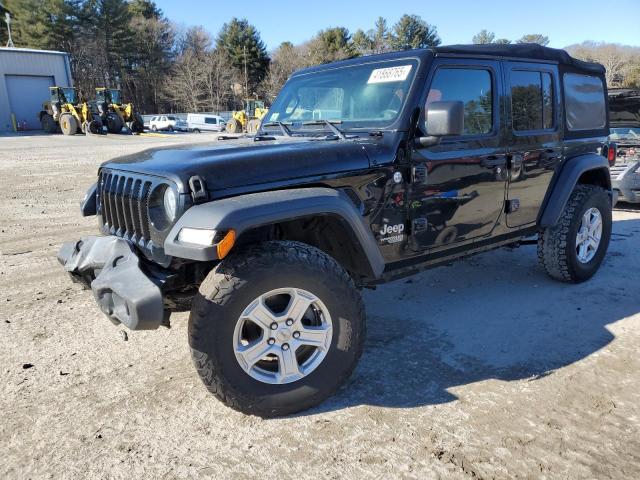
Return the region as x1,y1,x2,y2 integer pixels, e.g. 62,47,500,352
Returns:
59,44,613,417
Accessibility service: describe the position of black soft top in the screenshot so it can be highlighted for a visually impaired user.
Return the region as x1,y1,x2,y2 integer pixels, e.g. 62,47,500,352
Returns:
435,44,605,75
293,43,604,77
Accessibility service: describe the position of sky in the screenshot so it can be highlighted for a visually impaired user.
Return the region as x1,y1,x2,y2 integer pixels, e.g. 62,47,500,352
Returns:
155,0,640,51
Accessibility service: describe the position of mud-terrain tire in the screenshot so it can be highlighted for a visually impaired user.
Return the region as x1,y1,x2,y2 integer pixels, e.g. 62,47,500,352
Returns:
538,185,611,283
188,241,366,417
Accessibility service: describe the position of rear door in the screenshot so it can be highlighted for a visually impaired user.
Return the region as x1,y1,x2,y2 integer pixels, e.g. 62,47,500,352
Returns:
503,62,562,227
408,58,508,251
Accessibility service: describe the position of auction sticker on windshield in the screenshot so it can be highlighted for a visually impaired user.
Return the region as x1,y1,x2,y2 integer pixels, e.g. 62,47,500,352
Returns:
368,65,413,84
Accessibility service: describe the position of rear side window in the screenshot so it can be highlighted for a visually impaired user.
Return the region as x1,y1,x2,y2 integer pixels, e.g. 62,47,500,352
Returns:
563,74,606,131
511,70,554,131
427,68,493,135
205,117,216,124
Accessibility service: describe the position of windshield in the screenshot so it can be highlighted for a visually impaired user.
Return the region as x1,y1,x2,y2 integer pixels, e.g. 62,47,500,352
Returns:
263,59,419,132
610,127,640,140
61,88,77,104
110,89,122,104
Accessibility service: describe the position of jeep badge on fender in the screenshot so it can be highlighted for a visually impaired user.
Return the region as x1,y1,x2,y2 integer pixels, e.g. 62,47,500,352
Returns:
58,44,612,417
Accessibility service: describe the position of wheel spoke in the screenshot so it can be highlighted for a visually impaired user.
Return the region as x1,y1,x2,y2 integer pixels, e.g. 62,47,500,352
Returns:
296,325,331,350
277,347,302,383
237,339,272,370
242,299,276,332
578,242,588,261
285,289,315,323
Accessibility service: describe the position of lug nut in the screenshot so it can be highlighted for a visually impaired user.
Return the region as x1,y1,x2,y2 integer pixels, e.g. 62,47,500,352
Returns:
267,338,275,345
282,343,290,351
286,318,294,326
293,331,300,339
270,322,278,330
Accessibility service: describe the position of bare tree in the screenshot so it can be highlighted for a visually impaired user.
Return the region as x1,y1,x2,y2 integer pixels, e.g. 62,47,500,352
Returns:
566,41,640,87
202,49,235,112
164,50,206,112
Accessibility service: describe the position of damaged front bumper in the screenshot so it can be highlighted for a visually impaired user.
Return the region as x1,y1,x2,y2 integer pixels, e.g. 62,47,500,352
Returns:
58,236,166,330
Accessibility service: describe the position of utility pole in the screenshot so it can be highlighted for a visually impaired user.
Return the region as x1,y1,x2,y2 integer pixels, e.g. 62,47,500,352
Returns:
5,12,14,48
243,45,248,99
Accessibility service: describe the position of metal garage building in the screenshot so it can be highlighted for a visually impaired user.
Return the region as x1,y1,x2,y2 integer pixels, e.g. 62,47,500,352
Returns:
0,47,73,132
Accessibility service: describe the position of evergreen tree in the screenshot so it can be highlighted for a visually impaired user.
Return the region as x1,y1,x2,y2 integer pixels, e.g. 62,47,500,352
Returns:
517,34,550,46
308,27,358,64
390,14,440,51
372,16,390,53
352,29,373,55
216,18,269,95
81,0,134,86
4,0,78,51
472,29,495,45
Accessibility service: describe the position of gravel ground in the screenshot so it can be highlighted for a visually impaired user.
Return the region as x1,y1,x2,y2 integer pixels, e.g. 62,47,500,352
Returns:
1,132,639,479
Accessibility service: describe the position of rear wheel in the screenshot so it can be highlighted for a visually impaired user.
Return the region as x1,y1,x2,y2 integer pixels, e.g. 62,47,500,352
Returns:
538,185,611,283
189,241,366,417
105,113,123,134
226,118,241,133
41,113,58,133
59,114,77,135
246,118,261,134
193,128,200,133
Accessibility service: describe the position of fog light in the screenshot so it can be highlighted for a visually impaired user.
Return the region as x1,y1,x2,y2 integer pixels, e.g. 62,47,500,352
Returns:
178,228,216,246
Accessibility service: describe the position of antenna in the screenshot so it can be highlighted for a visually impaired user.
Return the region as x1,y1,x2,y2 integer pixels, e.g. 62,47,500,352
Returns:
5,12,14,48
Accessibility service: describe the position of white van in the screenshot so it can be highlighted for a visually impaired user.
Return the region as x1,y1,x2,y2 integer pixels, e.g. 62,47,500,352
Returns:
187,114,226,133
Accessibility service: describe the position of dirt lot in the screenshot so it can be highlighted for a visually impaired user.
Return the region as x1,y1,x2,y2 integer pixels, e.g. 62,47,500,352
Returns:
1,133,639,479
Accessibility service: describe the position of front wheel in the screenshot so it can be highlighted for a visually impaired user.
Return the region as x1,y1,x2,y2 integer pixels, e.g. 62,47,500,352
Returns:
538,185,612,282
188,241,366,417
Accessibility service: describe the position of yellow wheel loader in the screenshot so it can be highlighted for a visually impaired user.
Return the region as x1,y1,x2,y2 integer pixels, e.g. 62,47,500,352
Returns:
39,87,103,135
226,99,268,134
95,88,144,134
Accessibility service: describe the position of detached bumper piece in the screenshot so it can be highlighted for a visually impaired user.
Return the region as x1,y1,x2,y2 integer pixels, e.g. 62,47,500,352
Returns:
58,236,165,330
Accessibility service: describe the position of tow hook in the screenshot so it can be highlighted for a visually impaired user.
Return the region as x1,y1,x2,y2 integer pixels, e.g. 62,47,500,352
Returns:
189,175,208,203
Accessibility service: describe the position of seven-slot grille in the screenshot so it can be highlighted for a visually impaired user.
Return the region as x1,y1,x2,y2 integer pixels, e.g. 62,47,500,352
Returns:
98,170,155,246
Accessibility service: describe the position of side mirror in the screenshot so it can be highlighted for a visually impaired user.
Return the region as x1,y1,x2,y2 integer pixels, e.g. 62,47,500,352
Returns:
415,101,465,148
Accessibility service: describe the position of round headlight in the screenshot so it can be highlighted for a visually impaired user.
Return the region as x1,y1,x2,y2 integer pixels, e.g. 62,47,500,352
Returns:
163,187,177,221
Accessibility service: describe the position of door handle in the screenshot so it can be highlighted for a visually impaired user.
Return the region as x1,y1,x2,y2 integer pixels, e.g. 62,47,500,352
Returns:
481,156,507,168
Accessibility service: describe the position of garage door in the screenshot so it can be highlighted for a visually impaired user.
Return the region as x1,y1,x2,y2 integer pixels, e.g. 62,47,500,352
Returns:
5,75,55,130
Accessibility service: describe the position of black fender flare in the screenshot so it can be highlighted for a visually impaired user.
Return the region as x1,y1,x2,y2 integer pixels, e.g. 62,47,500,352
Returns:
164,187,385,279
538,153,611,228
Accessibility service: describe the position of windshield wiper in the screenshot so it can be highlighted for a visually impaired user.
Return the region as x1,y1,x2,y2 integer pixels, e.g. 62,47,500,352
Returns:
260,121,292,137
302,120,346,140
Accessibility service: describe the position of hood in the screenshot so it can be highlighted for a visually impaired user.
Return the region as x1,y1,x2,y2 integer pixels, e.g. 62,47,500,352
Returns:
102,136,373,194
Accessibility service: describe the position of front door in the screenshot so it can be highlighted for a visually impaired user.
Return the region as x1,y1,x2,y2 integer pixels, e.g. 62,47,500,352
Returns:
408,58,508,251
503,62,563,227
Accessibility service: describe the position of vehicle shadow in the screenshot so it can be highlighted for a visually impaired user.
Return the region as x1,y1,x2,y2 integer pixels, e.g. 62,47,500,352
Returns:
310,217,640,414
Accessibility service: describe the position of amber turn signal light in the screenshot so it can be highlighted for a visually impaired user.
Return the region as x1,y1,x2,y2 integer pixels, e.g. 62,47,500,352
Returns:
216,230,236,259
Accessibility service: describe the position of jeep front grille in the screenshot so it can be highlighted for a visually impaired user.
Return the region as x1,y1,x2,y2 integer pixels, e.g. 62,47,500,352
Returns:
99,171,152,242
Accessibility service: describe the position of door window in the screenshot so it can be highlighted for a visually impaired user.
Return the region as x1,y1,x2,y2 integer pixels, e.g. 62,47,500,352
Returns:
426,68,493,135
205,117,216,124
510,70,554,131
